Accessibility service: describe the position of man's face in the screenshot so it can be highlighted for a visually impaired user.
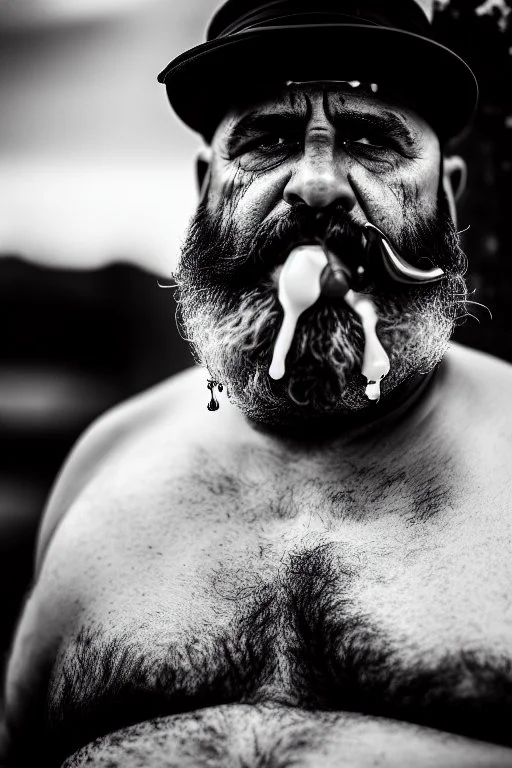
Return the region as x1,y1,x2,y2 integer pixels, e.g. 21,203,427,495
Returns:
175,83,467,425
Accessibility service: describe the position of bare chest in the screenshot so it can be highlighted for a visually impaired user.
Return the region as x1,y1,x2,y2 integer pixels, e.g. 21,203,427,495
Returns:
81,432,512,744
175,486,512,742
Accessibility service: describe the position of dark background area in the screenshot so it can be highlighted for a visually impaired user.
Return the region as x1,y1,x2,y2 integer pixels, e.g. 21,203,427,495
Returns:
436,0,512,360
0,260,194,664
1,0,512,670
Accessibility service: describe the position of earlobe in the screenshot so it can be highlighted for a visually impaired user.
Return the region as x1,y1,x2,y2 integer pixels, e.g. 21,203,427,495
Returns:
442,155,467,227
196,146,212,201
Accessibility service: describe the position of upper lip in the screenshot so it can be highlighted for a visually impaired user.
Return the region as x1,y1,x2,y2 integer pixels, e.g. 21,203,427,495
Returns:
268,230,371,288
274,238,370,294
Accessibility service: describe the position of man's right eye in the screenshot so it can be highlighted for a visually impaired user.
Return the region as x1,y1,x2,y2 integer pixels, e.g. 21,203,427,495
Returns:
237,134,301,171
245,134,300,152
254,135,288,149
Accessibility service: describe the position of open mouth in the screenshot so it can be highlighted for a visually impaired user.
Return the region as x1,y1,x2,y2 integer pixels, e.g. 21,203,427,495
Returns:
268,241,391,401
270,221,445,300
267,222,446,400
272,234,369,292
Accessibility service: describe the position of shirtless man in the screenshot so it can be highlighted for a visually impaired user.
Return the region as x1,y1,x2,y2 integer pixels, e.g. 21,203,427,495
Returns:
2,1,512,766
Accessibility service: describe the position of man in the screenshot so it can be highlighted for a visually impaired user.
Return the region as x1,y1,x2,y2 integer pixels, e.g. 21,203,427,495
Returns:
2,1,512,766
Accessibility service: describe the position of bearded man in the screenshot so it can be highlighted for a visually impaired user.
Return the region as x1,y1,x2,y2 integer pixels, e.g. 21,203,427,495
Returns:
2,1,512,767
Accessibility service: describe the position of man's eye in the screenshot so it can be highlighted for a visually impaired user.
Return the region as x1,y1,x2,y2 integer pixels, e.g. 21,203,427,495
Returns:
348,136,386,149
252,135,298,151
342,135,401,171
236,134,300,171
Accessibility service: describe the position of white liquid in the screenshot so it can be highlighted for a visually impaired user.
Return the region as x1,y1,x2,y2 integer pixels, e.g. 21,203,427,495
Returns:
269,247,390,403
343,289,390,402
269,245,328,380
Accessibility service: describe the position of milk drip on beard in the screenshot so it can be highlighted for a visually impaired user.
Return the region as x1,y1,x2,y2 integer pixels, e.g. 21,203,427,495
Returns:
268,244,390,403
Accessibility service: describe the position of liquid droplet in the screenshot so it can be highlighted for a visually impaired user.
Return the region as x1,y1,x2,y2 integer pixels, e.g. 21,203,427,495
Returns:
206,379,221,411
343,289,390,402
207,395,219,412
269,245,328,380
365,380,382,402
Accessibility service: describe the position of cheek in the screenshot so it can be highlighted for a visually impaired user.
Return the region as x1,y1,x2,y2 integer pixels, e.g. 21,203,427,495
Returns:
349,159,440,237
207,160,290,234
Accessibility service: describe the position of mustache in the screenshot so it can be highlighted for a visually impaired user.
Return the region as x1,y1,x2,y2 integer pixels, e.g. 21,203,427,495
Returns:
250,204,366,277
178,202,366,289
177,197,466,300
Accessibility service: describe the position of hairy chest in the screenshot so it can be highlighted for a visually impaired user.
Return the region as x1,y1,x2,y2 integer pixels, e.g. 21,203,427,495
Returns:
82,428,512,656
58,434,512,746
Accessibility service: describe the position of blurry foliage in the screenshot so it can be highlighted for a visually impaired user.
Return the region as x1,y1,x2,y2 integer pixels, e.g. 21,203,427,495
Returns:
434,0,511,33
430,0,512,360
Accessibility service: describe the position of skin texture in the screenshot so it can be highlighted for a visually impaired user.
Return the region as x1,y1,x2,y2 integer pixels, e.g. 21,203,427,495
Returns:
2,85,512,768
207,86,439,230
174,84,467,424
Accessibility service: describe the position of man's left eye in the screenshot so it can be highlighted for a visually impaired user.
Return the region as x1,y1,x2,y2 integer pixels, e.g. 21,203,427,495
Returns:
349,136,385,149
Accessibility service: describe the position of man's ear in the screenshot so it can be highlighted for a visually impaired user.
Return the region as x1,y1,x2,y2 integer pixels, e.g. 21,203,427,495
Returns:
196,146,212,201
442,155,467,228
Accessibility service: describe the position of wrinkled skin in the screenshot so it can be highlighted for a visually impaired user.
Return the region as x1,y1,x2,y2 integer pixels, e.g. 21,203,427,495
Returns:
2,84,512,768
175,83,467,426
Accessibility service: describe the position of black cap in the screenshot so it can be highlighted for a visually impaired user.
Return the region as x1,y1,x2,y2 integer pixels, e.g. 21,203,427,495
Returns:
158,0,478,141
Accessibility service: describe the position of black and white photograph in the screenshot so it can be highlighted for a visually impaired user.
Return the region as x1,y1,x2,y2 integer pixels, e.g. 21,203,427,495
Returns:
1,1,512,765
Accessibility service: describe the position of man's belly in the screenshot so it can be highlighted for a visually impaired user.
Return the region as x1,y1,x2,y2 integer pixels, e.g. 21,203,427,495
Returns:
44,516,512,764
62,704,512,768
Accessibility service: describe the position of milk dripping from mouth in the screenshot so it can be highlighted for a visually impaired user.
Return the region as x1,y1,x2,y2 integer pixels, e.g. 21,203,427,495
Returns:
268,244,390,402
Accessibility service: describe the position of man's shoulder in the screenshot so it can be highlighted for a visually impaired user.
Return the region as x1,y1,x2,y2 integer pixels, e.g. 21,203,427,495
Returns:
448,341,512,374
100,364,206,430
35,366,204,570
62,364,204,462
447,342,512,390
444,342,512,421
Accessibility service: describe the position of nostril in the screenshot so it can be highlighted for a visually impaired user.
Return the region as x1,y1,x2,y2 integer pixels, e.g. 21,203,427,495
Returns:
283,189,305,206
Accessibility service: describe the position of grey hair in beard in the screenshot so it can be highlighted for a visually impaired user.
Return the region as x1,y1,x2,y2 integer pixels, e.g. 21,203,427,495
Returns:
174,199,468,426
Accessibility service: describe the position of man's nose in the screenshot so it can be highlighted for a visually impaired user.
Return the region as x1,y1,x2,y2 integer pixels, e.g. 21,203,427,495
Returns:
283,133,357,211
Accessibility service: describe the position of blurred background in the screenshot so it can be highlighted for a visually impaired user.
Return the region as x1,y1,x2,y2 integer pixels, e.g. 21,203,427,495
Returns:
0,0,511,661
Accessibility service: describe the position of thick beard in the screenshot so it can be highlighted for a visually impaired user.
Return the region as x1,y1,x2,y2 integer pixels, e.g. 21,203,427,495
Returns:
174,200,468,427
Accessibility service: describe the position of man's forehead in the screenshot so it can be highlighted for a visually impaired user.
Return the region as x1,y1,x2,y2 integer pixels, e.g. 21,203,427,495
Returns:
221,81,426,132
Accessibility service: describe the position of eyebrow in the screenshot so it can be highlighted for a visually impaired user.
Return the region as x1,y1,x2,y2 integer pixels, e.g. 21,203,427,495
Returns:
226,106,417,155
339,108,417,147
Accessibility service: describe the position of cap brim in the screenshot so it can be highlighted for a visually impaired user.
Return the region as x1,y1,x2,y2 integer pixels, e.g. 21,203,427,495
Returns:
158,25,478,141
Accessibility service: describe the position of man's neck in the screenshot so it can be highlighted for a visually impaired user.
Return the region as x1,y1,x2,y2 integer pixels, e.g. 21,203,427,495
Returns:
244,366,441,448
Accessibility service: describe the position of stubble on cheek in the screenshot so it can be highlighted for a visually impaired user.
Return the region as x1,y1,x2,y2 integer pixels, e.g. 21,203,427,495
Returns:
346,138,440,247
206,140,258,220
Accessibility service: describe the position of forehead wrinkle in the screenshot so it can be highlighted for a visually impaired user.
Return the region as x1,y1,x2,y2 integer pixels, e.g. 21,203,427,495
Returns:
233,88,310,123
285,87,311,117
218,85,430,156
326,90,428,143
230,83,349,129
236,89,417,134
326,90,406,123
323,97,418,147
